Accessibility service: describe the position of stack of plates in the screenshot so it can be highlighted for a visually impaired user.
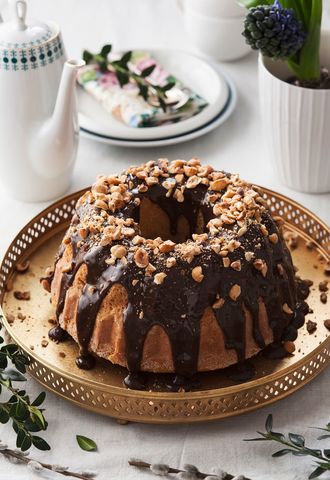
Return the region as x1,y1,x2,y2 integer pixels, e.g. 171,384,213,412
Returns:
78,50,237,148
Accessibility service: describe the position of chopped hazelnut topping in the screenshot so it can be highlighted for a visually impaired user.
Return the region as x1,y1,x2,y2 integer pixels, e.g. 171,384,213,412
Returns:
94,199,108,210
212,297,225,309
162,178,176,190
231,260,241,271
173,188,184,203
282,303,293,315
269,233,278,244
175,173,184,183
187,157,201,166
186,175,201,189
284,230,299,249
154,272,167,285
166,257,177,268
283,341,295,354
132,235,144,245
211,244,221,254
132,279,138,286
138,184,148,193
41,339,49,348
245,251,254,262
223,257,230,268
111,245,127,259
209,178,229,191
260,224,269,236
146,263,156,276
192,266,204,283
237,225,247,237
122,227,135,237
105,257,115,265
229,284,241,301
159,240,176,253
253,259,268,277
134,248,149,268
184,165,198,177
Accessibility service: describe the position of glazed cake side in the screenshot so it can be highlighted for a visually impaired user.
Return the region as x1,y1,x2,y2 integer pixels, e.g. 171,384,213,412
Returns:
43,158,308,381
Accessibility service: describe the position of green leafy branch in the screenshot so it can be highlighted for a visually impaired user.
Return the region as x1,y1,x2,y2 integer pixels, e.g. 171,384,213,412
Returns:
245,415,330,479
0,318,49,452
82,44,176,112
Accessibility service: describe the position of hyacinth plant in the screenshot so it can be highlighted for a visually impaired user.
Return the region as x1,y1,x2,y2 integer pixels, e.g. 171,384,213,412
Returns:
240,0,323,84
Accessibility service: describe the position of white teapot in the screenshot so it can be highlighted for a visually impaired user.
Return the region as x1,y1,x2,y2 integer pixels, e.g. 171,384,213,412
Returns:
0,0,85,202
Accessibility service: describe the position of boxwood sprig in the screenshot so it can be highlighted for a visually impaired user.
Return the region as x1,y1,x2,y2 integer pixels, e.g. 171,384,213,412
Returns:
0,318,49,452
245,414,330,479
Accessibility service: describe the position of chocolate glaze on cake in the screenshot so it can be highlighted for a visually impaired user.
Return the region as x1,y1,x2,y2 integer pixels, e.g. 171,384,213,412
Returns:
43,158,309,387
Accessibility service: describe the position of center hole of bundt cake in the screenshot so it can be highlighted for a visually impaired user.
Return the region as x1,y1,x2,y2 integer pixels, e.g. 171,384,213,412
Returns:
138,197,205,243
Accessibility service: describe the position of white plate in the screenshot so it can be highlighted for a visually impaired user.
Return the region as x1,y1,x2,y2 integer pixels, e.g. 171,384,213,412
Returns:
80,69,237,148
78,49,229,141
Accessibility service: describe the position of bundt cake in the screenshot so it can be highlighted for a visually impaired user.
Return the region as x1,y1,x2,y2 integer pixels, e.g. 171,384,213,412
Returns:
43,158,308,387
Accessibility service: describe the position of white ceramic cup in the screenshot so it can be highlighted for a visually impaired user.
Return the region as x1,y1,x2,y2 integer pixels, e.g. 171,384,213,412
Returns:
182,7,250,61
184,0,244,18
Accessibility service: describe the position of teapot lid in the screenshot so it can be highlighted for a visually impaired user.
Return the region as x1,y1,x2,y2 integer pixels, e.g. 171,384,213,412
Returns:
0,0,54,48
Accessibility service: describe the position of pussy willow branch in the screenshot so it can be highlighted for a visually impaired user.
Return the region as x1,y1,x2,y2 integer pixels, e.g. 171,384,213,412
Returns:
0,448,93,480
128,459,252,479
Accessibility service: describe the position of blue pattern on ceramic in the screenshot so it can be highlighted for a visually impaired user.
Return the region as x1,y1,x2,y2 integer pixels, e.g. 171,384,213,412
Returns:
0,35,64,71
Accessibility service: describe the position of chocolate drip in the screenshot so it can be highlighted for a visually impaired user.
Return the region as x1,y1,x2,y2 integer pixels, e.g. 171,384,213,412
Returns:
75,354,95,370
48,325,68,342
49,165,308,384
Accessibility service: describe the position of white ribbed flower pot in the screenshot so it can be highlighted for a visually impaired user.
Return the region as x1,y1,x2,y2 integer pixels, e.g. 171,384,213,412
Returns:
259,31,330,193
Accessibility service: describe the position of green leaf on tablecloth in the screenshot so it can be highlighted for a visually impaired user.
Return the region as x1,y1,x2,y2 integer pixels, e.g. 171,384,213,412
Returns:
309,466,326,479
288,433,305,447
76,435,97,452
31,391,46,407
0,406,9,424
30,407,46,430
265,414,273,433
0,368,26,382
32,435,51,451
272,449,294,457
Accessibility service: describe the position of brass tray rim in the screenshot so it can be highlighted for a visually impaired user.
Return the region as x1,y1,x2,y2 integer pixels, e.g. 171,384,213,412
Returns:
0,185,329,419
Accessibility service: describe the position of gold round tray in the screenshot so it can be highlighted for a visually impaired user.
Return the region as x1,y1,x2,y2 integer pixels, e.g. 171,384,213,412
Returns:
0,187,329,424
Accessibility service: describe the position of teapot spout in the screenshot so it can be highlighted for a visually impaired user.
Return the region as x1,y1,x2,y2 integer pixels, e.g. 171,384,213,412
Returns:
32,59,85,184
52,59,85,138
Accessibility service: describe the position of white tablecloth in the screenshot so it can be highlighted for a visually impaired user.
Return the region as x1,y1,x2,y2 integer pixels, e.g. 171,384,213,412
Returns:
0,1,329,479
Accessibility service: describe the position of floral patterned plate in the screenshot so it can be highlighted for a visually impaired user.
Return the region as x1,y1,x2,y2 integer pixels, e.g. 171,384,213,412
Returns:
77,49,233,143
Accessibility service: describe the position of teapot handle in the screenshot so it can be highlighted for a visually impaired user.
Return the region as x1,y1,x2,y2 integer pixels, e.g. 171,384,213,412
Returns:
10,0,27,31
